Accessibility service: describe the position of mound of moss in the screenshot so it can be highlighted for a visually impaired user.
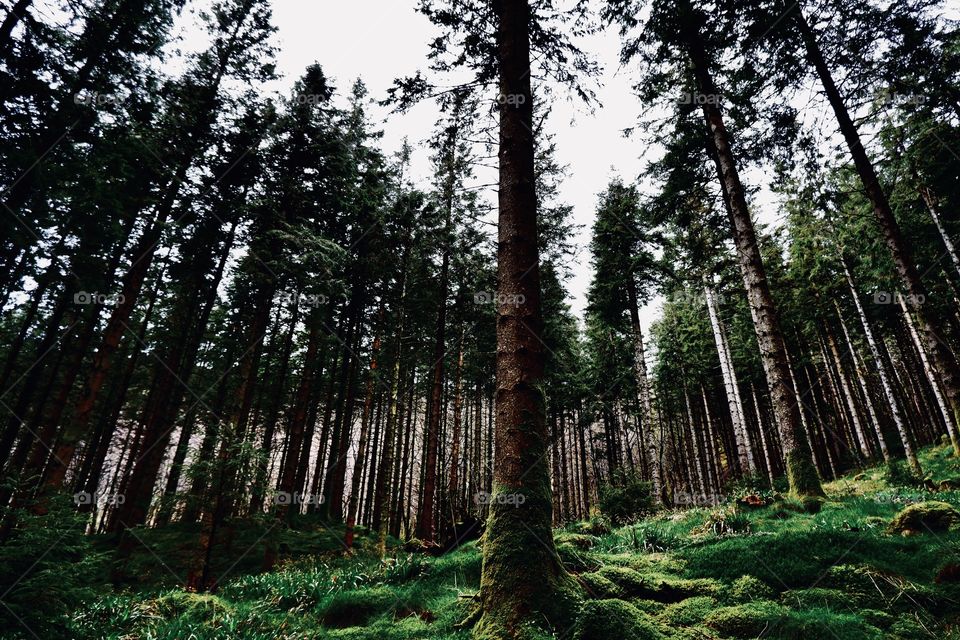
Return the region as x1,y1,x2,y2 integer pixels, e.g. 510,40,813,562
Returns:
728,575,775,603
572,599,664,640
887,501,960,535
704,600,789,637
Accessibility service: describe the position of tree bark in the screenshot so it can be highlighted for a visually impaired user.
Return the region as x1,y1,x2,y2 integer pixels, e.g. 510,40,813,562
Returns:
476,3,580,636
683,5,822,496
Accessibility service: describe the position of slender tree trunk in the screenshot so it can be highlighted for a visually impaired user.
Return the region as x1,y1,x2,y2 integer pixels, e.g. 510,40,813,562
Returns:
704,282,752,474
797,6,960,443
345,323,382,549
899,292,960,454
683,5,822,496
627,280,661,503
842,259,920,473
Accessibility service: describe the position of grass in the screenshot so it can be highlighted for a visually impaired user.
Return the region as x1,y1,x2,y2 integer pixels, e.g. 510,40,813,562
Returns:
8,444,960,638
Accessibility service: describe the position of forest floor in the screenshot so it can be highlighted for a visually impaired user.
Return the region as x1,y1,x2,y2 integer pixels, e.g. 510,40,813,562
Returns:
11,444,960,639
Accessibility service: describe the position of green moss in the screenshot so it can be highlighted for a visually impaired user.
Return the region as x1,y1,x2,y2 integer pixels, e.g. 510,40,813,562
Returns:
474,483,584,639
887,501,960,534
568,517,612,536
572,599,664,640
859,609,894,629
578,572,624,599
781,587,855,611
888,614,933,639
785,451,826,499
704,600,788,637
660,596,716,625
728,575,775,603
554,532,598,549
596,566,649,594
594,566,720,603
778,608,884,640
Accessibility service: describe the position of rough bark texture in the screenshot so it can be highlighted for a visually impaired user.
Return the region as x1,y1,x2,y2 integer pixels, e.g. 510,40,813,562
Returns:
475,2,581,637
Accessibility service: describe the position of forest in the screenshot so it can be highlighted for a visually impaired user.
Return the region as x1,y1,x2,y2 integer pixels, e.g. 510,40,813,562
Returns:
1,0,960,638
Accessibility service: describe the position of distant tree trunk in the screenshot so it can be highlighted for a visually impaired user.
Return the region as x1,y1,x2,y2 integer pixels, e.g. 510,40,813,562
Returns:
899,292,960,454
683,5,822,497
750,384,776,487
627,279,661,503
796,6,960,446
836,304,888,461
445,328,466,528
841,259,920,473
374,245,409,554
704,282,752,474
824,327,870,461
345,321,382,549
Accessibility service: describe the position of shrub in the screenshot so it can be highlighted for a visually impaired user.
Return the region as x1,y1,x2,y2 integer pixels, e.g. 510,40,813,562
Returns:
0,496,106,639
597,469,655,525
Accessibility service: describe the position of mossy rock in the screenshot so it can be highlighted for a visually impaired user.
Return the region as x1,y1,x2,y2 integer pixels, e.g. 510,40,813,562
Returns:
781,587,855,611
555,532,598,550
727,575,775,603
579,571,625,599
572,599,664,640
887,500,960,534
704,600,789,637
660,596,716,626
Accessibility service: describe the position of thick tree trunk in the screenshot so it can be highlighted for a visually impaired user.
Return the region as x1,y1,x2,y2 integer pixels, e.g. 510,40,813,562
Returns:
475,3,579,636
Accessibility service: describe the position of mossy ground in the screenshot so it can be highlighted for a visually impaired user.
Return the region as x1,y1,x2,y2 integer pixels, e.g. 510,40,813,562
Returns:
22,444,960,638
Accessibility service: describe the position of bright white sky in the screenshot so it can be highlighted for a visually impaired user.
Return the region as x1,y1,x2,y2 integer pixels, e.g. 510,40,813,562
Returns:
263,0,664,327
170,0,791,337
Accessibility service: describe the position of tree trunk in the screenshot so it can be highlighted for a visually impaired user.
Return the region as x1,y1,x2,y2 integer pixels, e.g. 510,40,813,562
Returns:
797,6,960,446
841,259,920,473
476,3,580,636
627,279,661,503
704,282,752,474
898,292,960,454
683,5,822,496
